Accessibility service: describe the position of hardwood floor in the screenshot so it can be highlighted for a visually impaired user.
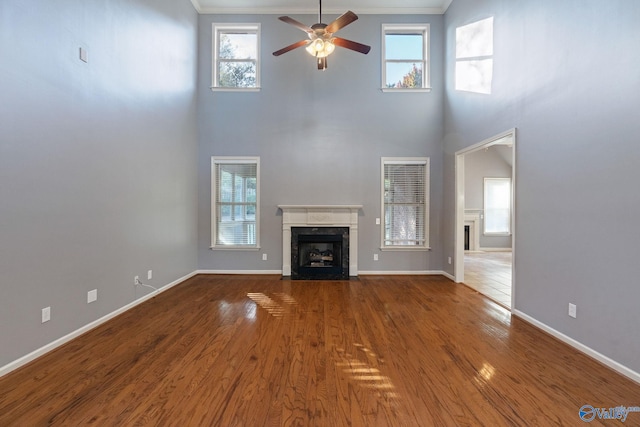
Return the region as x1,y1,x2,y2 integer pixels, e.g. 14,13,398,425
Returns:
1,275,639,426
464,251,512,308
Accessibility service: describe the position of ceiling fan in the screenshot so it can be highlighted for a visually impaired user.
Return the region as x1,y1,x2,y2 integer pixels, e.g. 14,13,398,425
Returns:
272,0,371,70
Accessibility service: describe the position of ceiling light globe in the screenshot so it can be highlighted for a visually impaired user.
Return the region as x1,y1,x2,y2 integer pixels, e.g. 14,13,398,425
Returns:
324,41,335,55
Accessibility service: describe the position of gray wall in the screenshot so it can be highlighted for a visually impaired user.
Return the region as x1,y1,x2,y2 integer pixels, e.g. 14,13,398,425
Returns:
197,14,445,273
443,0,640,372
464,145,512,249
0,0,199,367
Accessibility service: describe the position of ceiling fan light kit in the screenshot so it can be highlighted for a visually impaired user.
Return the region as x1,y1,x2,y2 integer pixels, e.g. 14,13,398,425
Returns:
272,0,371,70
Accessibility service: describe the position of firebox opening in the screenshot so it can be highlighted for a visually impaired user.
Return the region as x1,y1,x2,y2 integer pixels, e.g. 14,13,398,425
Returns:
291,227,349,280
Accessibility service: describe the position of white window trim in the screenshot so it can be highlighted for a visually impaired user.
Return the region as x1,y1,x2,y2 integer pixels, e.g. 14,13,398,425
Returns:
483,177,511,236
381,24,431,92
211,23,261,92
380,157,430,251
211,156,260,250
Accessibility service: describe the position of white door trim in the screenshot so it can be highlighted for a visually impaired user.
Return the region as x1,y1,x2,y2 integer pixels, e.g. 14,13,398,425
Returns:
454,128,517,309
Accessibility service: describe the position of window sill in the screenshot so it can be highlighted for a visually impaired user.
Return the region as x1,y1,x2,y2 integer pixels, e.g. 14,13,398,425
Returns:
381,87,431,93
380,246,431,251
210,87,261,92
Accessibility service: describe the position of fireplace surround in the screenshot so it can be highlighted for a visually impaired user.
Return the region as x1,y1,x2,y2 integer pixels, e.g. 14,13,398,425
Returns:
278,205,361,278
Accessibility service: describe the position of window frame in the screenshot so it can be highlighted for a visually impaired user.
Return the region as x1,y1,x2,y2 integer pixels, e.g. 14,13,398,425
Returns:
381,24,430,92
380,157,430,250
483,177,511,236
211,23,261,92
211,156,260,250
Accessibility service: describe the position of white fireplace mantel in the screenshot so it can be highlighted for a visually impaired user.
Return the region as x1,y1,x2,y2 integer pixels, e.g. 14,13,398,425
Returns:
278,205,362,276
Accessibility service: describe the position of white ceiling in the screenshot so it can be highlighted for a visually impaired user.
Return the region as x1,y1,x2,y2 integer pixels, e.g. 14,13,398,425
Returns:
190,0,453,15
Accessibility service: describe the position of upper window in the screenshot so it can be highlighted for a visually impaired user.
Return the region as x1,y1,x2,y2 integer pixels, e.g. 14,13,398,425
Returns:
382,24,430,91
212,24,260,91
484,177,511,235
381,158,430,249
455,17,493,94
211,157,260,249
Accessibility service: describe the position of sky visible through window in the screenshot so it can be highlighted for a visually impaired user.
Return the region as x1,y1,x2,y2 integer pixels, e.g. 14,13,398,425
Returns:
385,33,424,87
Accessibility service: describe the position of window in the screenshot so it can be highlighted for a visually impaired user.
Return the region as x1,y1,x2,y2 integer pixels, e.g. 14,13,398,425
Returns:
382,24,430,91
381,158,430,249
455,17,493,94
484,177,511,235
212,24,260,90
211,157,260,249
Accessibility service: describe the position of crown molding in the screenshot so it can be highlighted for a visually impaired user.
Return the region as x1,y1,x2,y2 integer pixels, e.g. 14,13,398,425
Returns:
190,3,445,15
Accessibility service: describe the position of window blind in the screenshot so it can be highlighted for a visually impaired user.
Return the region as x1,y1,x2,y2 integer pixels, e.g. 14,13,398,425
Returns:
383,160,429,247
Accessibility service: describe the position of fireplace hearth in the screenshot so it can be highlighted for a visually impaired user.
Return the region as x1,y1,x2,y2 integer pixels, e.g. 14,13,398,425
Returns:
291,227,349,280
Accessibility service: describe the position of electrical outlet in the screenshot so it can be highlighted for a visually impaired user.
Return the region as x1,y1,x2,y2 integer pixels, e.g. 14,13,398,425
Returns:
42,306,51,323
87,289,97,303
134,275,140,286
568,303,577,318
147,270,153,280
374,254,379,261
79,47,88,63
448,257,452,265
262,253,267,261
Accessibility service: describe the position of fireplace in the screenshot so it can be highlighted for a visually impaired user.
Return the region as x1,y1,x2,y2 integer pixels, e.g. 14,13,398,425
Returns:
278,205,361,278
292,227,349,280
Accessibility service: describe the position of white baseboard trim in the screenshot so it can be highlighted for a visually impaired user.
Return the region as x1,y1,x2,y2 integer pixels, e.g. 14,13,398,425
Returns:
0,271,197,379
195,269,282,275
512,309,640,385
358,270,451,277
478,247,512,252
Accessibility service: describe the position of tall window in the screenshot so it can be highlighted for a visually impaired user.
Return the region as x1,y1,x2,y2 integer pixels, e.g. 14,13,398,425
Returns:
484,177,511,235
211,157,260,248
381,158,430,249
455,17,493,94
212,23,260,90
382,24,430,91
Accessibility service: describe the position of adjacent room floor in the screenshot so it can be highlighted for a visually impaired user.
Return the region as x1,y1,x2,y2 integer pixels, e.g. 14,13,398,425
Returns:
464,251,512,308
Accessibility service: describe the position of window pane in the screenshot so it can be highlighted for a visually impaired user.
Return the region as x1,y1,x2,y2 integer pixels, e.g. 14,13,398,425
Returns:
218,62,256,88
219,170,232,202
484,178,511,234
455,59,493,94
385,34,423,60
212,158,259,247
220,205,232,221
385,62,423,89
219,33,257,59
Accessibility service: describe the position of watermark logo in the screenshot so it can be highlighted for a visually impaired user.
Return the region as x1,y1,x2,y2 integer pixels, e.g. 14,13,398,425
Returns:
579,405,640,423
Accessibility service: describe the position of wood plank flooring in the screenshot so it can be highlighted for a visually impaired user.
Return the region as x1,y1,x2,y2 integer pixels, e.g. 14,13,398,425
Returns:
464,252,512,308
1,275,639,426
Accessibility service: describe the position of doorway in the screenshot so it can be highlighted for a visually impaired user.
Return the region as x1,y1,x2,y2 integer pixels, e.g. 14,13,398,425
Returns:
454,129,516,309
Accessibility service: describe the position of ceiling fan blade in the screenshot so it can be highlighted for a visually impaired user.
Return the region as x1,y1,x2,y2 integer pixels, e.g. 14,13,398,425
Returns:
325,11,358,34
278,16,314,34
332,37,371,54
272,40,310,56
